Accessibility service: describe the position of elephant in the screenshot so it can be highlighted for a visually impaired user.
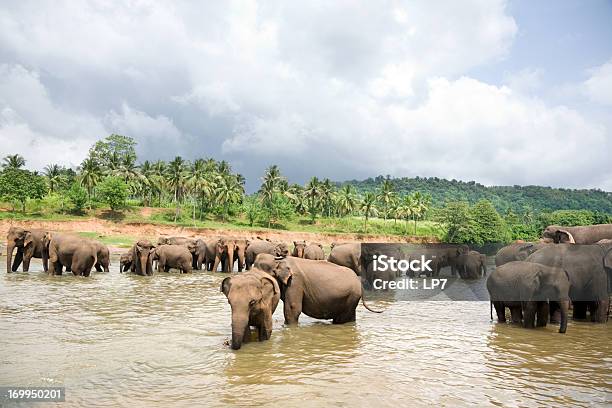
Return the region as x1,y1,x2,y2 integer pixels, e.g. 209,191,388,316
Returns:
597,239,612,244
327,243,361,276
6,227,48,272
206,238,235,272
244,240,288,270
292,240,307,258
254,254,382,325
230,238,249,272
42,232,98,277
130,240,155,276
158,236,206,270
542,224,612,244
221,268,280,350
495,242,550,266
151,244,192,274
304,243,325,260
292,241,325,260
92,241,110,272
119,251,133,272
526,243,611,322
487,261,570,333
456,250,487,279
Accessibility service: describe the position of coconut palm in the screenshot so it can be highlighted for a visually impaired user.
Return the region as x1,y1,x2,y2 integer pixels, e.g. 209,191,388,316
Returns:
377,179,396,221
166,156,189,221
2,154,26,169
320,178,335,218
336,185,358,216
304,176,321,223
79,156,102,202
43,164,64,193
360,192,378,231
215,174,243,221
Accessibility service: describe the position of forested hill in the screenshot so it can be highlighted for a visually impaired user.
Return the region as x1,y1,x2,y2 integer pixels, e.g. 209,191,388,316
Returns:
338,176,612,213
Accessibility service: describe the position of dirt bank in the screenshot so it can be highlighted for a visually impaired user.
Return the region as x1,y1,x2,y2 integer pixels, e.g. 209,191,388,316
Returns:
1,218,438,248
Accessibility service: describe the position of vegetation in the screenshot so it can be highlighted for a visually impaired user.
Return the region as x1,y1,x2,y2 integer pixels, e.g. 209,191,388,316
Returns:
0,135,610,244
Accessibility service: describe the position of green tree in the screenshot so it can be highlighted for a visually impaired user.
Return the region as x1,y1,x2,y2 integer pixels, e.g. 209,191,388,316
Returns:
66,182,88,213
242,195,262,227
44,164,65,193
360,192,378,231
97,176,128,211
89,134,137,169
79,156,103,202
336,184,358,216
2,154,26,169
260,192,295,227
304,176,321,223
377,179,396,221
166,156,189,221
438,201,474,243
470,199,509,244
0,168,46,212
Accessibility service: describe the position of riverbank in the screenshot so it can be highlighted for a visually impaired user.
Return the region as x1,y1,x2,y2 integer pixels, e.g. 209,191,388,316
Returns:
0,216,440,254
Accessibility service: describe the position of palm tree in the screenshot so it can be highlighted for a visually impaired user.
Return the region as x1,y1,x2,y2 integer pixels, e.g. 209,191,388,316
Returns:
377,179,396,221
304,176,321,223
166,156,189,221
408,192,430,234
215,174,243,221
151,160,167,205
2,154,26,169
43,164,63,193
320,178,335,217
398,195,416,234
360,192,378,231
79,157,102,202
336,185,358,216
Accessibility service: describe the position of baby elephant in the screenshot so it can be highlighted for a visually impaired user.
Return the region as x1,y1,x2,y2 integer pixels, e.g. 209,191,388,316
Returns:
152,245,193,274
487,261,570,333
221,268,280,350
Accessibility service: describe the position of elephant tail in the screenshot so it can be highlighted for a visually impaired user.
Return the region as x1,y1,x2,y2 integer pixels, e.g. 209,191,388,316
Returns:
361,295,384,314
490,301,493,321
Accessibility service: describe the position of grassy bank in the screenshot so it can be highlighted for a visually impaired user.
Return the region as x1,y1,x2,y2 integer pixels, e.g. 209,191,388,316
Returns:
0,204,444,242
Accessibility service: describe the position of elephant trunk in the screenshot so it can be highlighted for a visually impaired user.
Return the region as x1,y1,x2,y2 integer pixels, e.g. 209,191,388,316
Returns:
559,300,569,334
231,314,248,350
138,252,150,276
226,249,235,273
237,250,245,271
7,243,15,272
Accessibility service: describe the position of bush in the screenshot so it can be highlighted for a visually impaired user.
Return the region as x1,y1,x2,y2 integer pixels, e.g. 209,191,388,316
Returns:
96,176,128,211
67,183,88,212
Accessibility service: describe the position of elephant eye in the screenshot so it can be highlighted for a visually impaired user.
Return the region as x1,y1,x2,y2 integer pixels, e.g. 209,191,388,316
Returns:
249,299,257,306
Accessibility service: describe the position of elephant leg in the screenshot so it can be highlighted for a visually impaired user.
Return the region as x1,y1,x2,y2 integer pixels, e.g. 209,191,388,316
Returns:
549,301,561,324
95,263,103,272
22,255,32,272
536,302,549,327
572,301,587,320
242,325,252,344
493,302,506,323
259,311,273,341
12,250,24,272
103,262,110,273
522,302,536,328
283,287,303,325
590,300,609,323
333,308,356,324
510,306,523,324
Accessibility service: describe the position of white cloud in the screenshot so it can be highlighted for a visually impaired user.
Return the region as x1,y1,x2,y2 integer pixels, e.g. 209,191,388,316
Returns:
584,59,612,105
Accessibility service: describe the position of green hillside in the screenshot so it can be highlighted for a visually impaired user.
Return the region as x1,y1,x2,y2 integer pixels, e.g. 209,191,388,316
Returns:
338,176,612,214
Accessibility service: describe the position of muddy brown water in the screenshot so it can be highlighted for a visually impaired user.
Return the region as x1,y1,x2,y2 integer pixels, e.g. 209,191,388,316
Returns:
0,254,610,407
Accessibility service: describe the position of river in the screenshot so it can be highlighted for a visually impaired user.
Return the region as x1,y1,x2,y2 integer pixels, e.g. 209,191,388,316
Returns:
0,254,610,407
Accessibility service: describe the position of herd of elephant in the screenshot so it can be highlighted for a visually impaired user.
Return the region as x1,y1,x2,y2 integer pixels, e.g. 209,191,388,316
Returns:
4,223,612,348
488,224,612,334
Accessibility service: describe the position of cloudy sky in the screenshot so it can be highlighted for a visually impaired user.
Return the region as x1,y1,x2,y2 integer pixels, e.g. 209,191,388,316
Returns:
0,0,611,192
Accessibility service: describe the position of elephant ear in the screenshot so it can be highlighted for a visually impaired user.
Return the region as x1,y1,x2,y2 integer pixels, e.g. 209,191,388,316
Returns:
221,277,232,296
555,230,575,244
261,274,279,295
